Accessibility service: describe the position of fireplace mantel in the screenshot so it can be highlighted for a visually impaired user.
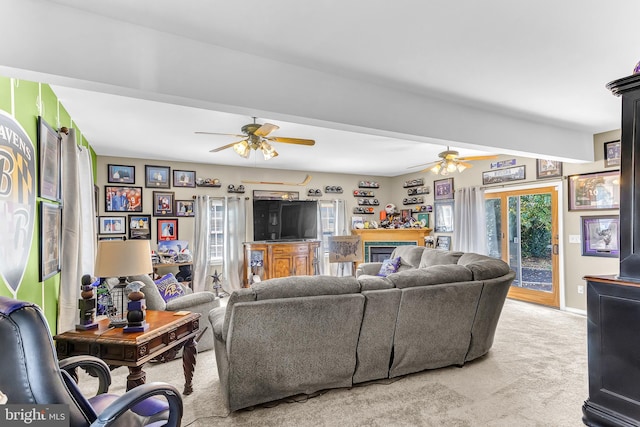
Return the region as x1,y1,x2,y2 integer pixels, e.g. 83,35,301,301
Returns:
351,228,431,266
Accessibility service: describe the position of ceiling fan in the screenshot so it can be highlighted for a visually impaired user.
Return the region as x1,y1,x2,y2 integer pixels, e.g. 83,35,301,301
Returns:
409,147,498,175
195,117,315,160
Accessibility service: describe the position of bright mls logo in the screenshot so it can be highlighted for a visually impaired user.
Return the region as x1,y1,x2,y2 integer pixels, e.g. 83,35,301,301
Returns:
1,404,68,426
0,110,36,296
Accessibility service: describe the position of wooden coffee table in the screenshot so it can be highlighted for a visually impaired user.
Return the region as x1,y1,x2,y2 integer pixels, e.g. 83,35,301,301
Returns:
55,310,200,395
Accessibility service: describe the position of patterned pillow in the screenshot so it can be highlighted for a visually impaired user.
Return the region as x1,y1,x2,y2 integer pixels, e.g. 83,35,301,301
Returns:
377,256,401,277
154,273,186,303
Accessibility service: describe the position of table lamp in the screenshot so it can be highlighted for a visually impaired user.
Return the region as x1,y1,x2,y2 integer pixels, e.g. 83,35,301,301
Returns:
94,240,153,328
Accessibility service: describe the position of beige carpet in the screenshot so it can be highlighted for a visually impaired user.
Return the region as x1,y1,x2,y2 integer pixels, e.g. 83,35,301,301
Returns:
79,299,588,426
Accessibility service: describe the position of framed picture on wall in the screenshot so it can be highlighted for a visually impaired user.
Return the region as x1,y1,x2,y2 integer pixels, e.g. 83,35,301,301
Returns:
98,216,126,234
107,164,135,184
581,215,619,257
173,170,196,187
482,165,526,185
157,218,178,242
434,178,454,200
104,186,143,212
536,159,563,179
40,201,61,281
568,170,620,211
128,214,151,240
604,140,621,168
434,200,454,233
153,191,175,216
37,116,62,202
145,165,170,188
175,200,195,217
435,235,451,251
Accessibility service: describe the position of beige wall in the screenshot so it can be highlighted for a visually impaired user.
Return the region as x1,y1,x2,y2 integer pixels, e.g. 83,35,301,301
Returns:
389,131,621,312
98,130,620,311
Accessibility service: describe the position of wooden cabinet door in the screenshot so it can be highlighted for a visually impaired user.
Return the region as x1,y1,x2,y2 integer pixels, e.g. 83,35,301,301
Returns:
293,254,310,276
273,255,294,278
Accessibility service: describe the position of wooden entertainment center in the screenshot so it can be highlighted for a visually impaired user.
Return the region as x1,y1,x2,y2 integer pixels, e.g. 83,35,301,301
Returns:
243,240,320,286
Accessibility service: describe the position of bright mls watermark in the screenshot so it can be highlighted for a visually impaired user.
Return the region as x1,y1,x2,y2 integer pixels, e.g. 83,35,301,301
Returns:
1,405,68,426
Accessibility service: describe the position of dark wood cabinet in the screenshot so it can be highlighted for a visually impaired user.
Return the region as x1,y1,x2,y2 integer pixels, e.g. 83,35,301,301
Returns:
583,276,640,426
243,240,320,285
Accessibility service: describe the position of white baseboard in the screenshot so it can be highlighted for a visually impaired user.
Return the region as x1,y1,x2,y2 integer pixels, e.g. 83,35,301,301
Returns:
563,306,587,316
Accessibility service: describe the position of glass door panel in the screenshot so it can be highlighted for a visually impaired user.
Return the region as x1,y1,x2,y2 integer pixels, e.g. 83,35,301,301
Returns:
486,187,559,307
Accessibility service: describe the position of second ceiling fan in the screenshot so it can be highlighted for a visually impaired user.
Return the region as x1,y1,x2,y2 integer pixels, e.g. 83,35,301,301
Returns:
195,117,315,160
410,147,497,175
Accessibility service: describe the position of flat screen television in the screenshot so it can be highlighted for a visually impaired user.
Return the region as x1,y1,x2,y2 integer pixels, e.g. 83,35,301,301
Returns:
253,200,318,241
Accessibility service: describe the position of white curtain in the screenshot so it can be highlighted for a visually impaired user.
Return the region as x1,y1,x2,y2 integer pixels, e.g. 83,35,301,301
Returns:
223,196,246,293
58,130,96,332
316,203,325,275
453,186,487,254
326,199,352,276
192,195,210,292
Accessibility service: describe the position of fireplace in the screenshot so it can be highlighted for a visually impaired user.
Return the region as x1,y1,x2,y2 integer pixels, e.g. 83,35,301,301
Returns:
369,246,395,262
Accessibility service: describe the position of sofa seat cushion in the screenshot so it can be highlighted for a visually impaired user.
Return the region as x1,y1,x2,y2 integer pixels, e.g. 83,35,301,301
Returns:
386,265,473,289
418,248,464,268
457,253,512,280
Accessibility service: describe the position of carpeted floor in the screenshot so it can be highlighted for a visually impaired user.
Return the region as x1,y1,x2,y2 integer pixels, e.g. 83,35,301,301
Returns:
79,299,588,426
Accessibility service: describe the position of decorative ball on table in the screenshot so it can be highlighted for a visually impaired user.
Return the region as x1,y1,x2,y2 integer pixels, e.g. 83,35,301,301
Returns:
635,61,640,74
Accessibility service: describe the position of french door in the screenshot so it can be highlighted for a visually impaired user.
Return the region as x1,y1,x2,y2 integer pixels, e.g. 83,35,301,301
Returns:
485,186,559,307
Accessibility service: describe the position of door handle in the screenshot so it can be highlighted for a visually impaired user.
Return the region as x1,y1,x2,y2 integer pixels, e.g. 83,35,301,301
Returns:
553,244,559,255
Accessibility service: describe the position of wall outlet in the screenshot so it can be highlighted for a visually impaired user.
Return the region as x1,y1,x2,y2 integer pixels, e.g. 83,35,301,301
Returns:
577,285,584,294
569,235,581,244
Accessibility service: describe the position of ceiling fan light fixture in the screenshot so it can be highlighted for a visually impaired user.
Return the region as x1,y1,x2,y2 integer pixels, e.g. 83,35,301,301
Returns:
430,163,442,174
233,140,251,158
456,163,468,173
446,160,457,173
260,141,278,160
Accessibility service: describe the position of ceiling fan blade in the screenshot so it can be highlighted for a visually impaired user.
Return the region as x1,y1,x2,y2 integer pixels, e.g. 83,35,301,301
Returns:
268,137,316,146
407,160,438,169
254,123,280,137
209,140,245,153
457,155,498,161
195,131,245,138
457,161,474,168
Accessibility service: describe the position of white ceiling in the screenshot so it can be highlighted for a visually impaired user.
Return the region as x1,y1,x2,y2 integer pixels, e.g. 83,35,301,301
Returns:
7,0,639,176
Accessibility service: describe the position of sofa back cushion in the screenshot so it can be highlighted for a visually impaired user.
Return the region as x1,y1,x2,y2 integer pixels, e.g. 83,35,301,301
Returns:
253,276,360,300
386,265,473,289
418,248,464,268
457,253,512,280
358,275,394,291
391,245,426,272
223,276,360,340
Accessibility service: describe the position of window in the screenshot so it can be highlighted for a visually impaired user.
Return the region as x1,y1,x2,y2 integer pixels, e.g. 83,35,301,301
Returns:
319,201,336,252
209,199,224,263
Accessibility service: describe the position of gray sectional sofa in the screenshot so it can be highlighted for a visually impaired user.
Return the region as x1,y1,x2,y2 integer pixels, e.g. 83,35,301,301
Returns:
209,246,515,411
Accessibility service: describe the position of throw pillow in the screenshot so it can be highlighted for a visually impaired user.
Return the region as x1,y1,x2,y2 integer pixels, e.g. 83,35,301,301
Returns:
154,273,186,303
377,256,401,277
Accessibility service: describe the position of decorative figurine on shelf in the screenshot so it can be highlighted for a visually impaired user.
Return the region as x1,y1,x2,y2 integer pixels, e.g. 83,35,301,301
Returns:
123,280,148,332
211,270,228,298
76,274,98,331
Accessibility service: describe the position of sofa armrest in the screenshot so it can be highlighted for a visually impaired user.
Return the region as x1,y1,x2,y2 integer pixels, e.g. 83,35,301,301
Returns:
165,291,217,311
209,306,226,342
356,262,383,278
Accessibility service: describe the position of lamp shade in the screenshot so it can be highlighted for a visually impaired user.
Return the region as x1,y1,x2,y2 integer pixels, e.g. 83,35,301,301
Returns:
94,240,153,278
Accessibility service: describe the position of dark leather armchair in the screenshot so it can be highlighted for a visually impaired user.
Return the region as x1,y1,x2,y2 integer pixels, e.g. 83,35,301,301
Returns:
0,296,183,427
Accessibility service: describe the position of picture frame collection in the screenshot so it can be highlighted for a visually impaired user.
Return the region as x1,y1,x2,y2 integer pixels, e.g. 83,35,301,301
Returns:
37,117,62,281
100,164,197,242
